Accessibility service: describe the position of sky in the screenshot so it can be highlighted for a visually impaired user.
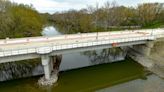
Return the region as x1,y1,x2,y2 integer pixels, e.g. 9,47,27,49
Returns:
10,0,164,14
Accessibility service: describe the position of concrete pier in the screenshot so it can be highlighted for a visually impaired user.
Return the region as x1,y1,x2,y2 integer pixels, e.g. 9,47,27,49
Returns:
38,55,59,86
41,55,51,80
131,41,154,56
145,41,154,56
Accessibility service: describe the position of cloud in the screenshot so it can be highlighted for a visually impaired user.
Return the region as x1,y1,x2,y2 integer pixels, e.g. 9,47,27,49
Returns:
142,0,164,3
10,0,90,13
10,0,164,14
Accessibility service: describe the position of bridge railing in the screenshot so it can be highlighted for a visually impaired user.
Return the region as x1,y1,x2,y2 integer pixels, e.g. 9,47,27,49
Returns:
0,29,145,45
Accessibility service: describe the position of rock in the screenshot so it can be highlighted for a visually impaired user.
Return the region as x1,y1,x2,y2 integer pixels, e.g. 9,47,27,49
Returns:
38,71,58,86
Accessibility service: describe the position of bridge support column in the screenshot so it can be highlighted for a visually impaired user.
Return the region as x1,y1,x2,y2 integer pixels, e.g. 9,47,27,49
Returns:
38,54,58,86
132,41,154,56
41,55,51,80
144,41,154,56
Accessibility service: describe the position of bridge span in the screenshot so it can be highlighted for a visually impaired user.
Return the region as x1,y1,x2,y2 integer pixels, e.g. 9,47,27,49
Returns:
0,28,164,85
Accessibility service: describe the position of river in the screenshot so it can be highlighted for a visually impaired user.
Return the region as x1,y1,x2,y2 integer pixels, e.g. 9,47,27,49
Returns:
0,26,163,92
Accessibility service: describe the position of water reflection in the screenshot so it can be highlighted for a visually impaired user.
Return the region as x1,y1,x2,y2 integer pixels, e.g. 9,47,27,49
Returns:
0,59,41,81
0,59,145,92
83,48,126,65
42,26,61,36
59,48,126,71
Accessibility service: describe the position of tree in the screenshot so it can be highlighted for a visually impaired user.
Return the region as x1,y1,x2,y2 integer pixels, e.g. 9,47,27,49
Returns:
137,3,164,27
0,1,15,38
0,1,45,39
51,1,164,34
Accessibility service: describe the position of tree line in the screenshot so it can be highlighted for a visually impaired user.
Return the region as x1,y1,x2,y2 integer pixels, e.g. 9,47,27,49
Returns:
0,1,163,38
0,0,46,39
51,1,164,34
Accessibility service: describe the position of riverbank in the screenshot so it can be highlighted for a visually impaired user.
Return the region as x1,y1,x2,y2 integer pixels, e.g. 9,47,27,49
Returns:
0,58,145,92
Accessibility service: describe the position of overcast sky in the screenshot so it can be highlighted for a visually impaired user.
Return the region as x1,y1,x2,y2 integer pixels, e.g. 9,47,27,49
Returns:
10,0,164,14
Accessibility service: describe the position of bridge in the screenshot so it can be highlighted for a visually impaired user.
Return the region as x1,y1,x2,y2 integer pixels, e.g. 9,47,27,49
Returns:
0,28,164,85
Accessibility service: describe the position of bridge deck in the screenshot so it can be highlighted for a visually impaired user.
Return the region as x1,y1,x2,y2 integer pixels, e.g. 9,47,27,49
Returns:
0,32,146,50
0,29,163,57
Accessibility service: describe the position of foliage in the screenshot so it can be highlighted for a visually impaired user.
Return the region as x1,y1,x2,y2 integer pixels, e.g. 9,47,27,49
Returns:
137,3,164,27
0,1,45,39
51,1,164,34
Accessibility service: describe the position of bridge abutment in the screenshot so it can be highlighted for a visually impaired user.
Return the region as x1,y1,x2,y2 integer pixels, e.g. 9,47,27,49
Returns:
127,41,155,68
128,40,164,78
132,41,154,56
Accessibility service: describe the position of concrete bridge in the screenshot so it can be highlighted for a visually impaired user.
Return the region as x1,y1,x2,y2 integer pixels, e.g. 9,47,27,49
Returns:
0,28,164,85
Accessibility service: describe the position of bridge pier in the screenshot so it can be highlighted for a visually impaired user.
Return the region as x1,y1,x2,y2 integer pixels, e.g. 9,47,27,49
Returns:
38,54,58,86
145,41,154,56
41,55,51,80
131,41,154,56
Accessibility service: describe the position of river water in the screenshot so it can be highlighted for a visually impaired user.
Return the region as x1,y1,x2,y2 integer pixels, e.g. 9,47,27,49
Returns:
0,26,164,92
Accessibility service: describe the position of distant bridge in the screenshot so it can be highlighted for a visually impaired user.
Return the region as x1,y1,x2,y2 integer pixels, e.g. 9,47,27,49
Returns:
0,28,164,85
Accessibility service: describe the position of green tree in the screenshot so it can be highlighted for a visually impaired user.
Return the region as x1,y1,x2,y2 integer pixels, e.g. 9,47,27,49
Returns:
0,1,45,39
